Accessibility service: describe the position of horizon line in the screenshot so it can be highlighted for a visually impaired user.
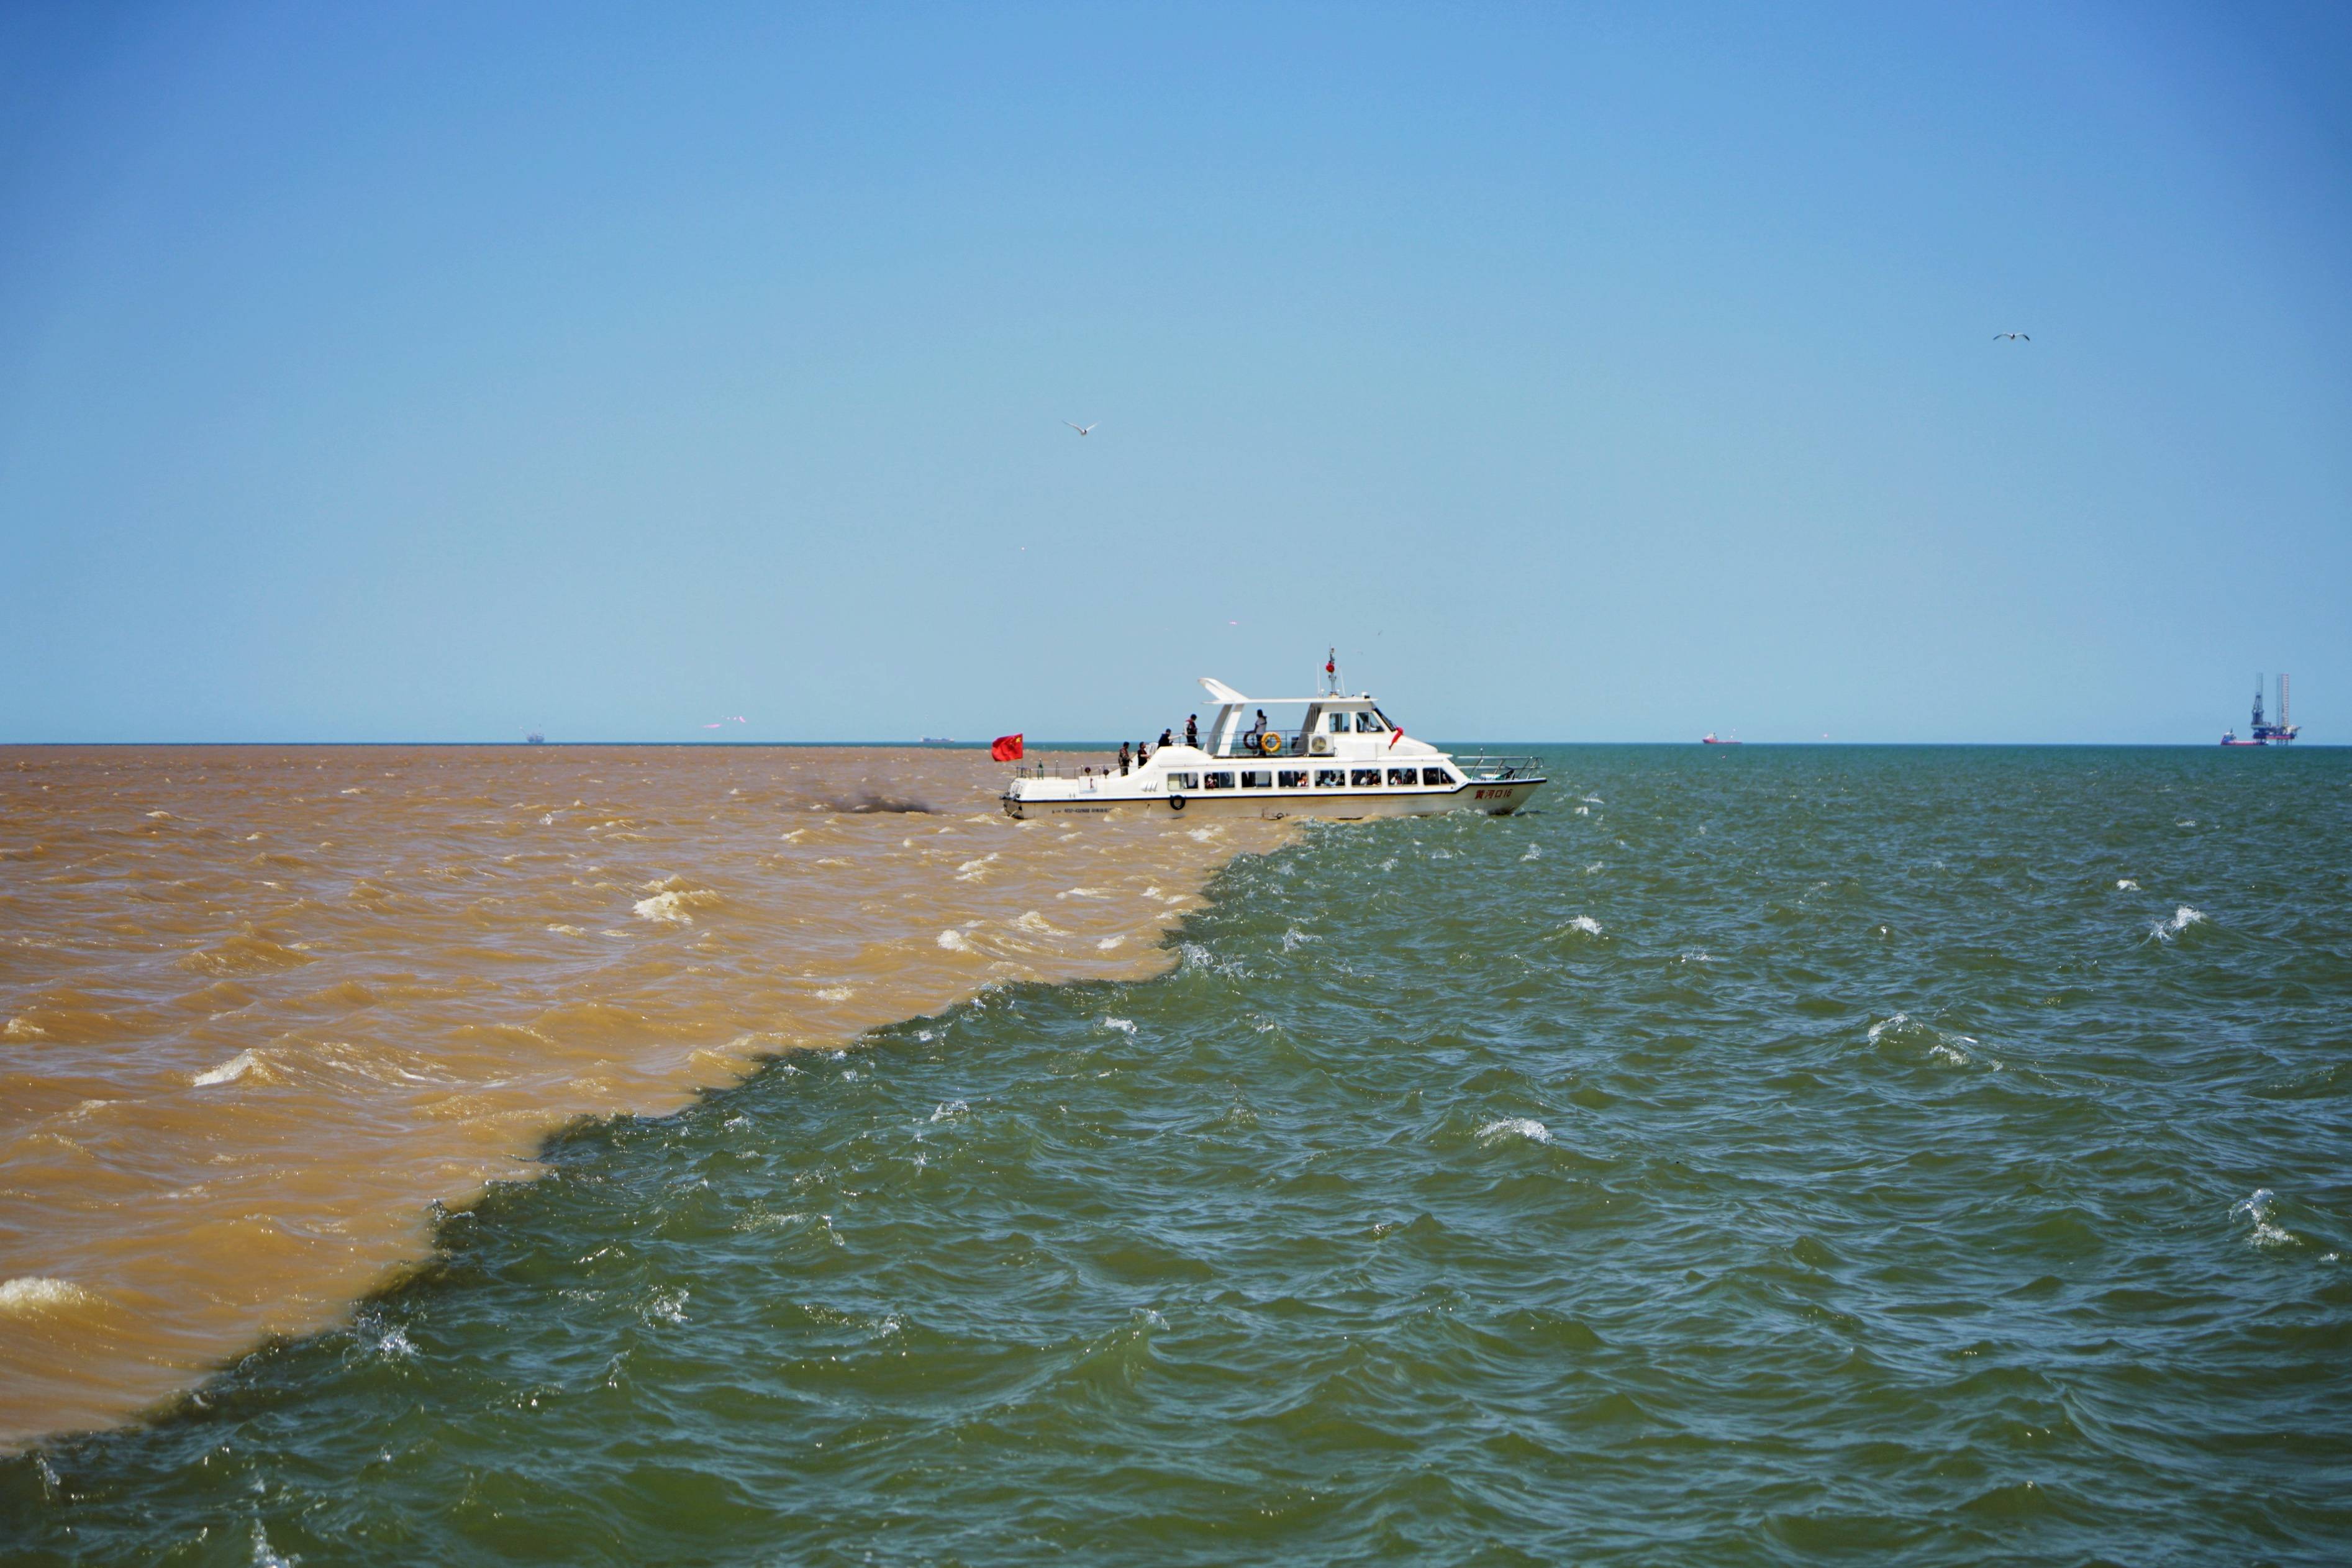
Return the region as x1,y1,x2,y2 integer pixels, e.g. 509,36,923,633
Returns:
0,739,2335,751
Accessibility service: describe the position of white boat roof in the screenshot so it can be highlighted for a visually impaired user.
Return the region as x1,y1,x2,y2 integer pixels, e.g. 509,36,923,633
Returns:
1199,678,1379,707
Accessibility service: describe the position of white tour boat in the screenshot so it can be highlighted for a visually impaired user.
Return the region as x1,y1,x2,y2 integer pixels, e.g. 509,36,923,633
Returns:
1001,664,1546,822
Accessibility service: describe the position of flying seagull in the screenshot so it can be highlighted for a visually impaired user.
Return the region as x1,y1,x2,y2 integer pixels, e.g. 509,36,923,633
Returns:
1993,332,2030,342
1064,421,1099,435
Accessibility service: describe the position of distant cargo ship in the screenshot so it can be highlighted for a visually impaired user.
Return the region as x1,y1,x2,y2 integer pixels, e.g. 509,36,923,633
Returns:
1700,733,1741,746
2220,674,2298,746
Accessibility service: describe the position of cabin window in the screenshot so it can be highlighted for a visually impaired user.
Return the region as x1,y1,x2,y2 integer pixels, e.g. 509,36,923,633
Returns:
1165,772,1198,791
1278,769,1307,789
1422,767,1456,787
1350,768,1382,787
1314,769,1346,788
1241,769,1272,789
1353,712,1386,733
1328,714,1349,733
1204,771,1235,790
1387,767,1416,787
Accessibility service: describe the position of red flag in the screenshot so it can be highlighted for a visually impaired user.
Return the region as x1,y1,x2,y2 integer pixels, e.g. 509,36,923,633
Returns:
991,733,1024,761
1389,727,1404,748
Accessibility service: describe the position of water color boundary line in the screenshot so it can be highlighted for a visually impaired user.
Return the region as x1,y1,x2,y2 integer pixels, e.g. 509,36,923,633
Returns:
4,835,1297,1456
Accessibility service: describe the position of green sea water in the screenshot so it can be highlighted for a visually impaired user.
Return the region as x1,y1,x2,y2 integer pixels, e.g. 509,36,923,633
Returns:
7,746,2350,1566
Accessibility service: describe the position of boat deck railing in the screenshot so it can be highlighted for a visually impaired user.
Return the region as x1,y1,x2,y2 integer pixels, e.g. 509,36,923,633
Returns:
1015,760,1131,782
1212,727,1309,758
1451,754,1546,781
1013,751,1546,782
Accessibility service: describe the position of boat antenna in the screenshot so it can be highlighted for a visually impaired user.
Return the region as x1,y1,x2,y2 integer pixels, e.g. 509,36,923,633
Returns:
1324,647,1342,696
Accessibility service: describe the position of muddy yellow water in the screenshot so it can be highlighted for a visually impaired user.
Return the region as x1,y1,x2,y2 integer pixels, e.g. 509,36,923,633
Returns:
0,746,1284,1446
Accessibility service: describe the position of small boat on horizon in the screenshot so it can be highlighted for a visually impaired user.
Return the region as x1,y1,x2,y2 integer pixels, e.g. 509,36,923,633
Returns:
525,732,545,745
1701,733,1741,746
1001,661,1544,822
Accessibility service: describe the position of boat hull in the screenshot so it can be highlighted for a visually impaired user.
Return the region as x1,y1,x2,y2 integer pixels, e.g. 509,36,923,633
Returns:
1002,779,1543,822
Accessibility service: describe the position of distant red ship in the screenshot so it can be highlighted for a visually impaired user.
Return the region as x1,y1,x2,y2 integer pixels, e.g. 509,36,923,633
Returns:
1701,733,1741,746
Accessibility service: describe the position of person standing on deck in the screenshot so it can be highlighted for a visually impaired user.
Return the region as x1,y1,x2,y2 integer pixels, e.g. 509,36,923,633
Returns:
1184,715,1198,748
1118,741,1132,775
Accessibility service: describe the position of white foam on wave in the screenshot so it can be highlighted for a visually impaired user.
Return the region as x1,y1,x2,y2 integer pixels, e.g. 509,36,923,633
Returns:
1520,845,1542,862
1013,910,1068,937
1574,805,1590,816
1281,925,1319,951
937,928,973,951
4,1017,45,1040
2115,879,2140,891
1178,940,1243,976
1553,915,1603,940
2147,905,2206,943
2232,1189,2297,1248
632,891,699,924
193,1049,260,1087
930,1099,968,1122
0,1276,100,1314
1478,1117,1551,1146
633,877,719,925
1101,1016,1137,1035
1866,1012,1908,1044
956,854,999,882
251,1520,294,1568
1096,935,1125,951
814,986,856,1003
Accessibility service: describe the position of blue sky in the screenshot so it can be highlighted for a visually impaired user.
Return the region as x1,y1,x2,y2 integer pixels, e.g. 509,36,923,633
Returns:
3,2,2346,743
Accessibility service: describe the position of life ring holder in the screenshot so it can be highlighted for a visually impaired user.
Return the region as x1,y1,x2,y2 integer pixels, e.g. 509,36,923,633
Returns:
1168,793,1187,812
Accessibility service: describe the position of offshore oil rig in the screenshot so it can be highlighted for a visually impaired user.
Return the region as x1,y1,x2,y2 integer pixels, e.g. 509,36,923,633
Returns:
2220,674,2299,746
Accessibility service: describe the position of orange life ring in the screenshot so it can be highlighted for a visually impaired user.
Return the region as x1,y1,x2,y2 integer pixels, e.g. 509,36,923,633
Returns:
1257,731,1283,756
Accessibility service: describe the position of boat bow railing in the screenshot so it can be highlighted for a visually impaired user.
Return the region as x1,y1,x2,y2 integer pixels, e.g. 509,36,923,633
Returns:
1450,753,1546,782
